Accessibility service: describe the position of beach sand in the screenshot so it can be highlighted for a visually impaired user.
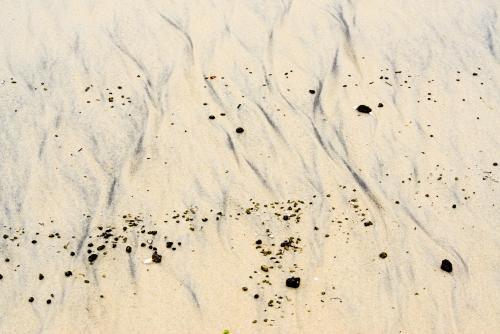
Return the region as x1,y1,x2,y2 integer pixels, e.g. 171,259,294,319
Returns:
0,1,499,333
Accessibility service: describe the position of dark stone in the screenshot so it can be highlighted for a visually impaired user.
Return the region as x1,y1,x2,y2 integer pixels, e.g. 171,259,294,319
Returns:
379,252,388,259
286,277,301,288
309,89,316,94
255,239,262,245
283,215,289,221
364,221,373,227
0,274,2,279
97,245,105,251
441,259,453,273
356,105,372,113
235,127,244,133
28,297,34,303
209,115,215,120
64,271,72,277
39,274,44,280
88,254,98,262
166,241,173,248
152,252,162,263
46,299,51,304
126,246,132,253
378,103,384,108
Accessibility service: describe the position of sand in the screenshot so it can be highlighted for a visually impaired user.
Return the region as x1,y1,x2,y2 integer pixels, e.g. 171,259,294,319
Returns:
0,0,499,333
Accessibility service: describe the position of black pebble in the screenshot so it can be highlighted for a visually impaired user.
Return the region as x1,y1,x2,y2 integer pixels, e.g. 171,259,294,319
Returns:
64,271,72,277
0,274,3,279
39,274,44,280
126,246,132,253
235,127,244,133
364,221,373,227
441,259,453,273
28,297,34,303
208,115,215,120
377,103,384,108
309,89,316,94
46,299,51,305
166,241,173,248
255,239,262,245
70,251,75,256
286,277,301,288
88,254,98,262
152,252,162,263
356,105,372,113
379,252,388,259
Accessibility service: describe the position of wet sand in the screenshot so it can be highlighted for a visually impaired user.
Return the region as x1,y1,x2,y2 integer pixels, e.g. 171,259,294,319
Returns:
0,1,499,333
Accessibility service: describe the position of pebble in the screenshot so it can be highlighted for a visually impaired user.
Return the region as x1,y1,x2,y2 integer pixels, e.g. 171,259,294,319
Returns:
356,105,372,113
309,89,316,94
152,252,162,263
28,297,34,303
379,252,388,259
235,127,244,133
441,259,453,273
126,246,132,253
64,271,72,277
286,277,301,288
88,254,98,262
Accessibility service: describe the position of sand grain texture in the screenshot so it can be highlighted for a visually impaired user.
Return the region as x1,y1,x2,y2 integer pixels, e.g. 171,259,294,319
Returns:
0,1,499,333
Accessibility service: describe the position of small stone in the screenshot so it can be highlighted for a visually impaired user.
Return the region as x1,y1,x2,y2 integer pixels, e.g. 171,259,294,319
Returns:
441,259,453,273
261,265,269,272
235,127,244,133
356,105,372,113
28,297,34,303
0,274,3,279
377,103,384,108
64,271,72,277
39,274,44,280
364,221,373,227
166,241,173,248
46,299,51,305
152,252,162,263
208,115,215,120
309,89,316,94
493,162,498,167
255,239,262,245
286,277,301,288
88,254,98,262
379,252,388,259
126,246,132,253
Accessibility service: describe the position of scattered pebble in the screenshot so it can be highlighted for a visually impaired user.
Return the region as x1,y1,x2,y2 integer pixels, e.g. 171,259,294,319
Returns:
356,105,372,113
286,277,301,288
441,259,453,273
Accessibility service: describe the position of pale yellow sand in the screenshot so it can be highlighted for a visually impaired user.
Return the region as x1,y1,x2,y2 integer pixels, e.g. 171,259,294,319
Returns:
0,1,499,333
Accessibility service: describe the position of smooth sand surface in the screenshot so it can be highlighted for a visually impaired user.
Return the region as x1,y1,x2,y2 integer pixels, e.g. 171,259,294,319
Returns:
0,1,499,333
